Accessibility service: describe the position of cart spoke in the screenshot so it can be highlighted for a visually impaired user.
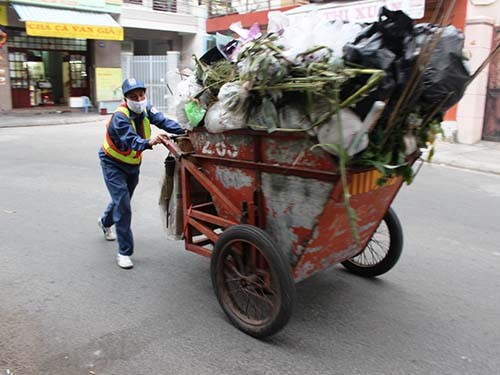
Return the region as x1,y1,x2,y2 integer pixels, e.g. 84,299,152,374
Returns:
224,263,243,279
243,291,263,320
245,287,272,321
349,220,391,267
226,274,275,311
368,238,388,259
226,283,243,294
370,236,389,251
224,276,243,283
241,242,258,274
228,247,245,273
366,243,384,263
234,281,274,320
224,256,246,278
360,244,379,265
248,275,276,297
242,287,275,307
215,230,289,328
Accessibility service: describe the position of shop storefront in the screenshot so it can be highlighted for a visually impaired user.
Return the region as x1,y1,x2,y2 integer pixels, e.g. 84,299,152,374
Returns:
7,31,88,107
0,0,123,110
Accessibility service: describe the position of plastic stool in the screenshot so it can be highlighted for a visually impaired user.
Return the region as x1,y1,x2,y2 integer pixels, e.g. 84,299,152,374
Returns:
81,96,92,113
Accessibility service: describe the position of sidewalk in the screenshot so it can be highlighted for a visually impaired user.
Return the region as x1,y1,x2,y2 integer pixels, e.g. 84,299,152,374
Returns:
1,108,499,175
0,107,109,128
423,140,500,176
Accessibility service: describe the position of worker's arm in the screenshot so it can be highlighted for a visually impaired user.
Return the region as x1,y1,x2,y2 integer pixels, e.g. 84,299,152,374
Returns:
147,105,185,135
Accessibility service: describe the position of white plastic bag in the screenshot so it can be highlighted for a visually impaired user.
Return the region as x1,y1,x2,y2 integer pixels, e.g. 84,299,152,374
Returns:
204,82,249,133
267,11,289,34
277,12,362,62
176,71,201,101
204,102,226,133
317,101,385,156
317,109,365,156
279,104,311,130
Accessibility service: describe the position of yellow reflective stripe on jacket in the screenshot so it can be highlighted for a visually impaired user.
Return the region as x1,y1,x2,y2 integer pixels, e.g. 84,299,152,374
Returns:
102,105,152,165
114,106,152,139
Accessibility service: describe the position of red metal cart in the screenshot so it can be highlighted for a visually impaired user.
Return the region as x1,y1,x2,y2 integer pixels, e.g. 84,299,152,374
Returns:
161,129,418,338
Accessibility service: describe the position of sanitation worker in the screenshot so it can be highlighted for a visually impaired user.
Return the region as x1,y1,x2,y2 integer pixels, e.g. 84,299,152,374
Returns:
98,78,185,269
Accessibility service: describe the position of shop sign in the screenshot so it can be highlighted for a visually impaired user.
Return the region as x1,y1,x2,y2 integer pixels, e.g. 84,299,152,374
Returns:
96,67,122,102
288,0,425,23
12,0,122,14
0,4,8,26
26,21,123,41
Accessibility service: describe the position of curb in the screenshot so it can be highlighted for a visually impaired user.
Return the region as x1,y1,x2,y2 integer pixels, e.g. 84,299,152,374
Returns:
425,158,500,176
0,116,109,128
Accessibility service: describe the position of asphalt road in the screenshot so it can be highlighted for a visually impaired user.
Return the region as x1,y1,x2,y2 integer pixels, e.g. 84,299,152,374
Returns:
1,123,499,375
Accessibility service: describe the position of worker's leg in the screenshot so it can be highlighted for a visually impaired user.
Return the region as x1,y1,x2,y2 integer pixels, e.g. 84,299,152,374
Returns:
100,173,136,228
101,201,115,228
101,163,135,256
127,171,140,199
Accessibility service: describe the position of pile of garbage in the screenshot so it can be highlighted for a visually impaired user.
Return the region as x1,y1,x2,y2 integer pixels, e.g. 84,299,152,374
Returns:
175,7,470,184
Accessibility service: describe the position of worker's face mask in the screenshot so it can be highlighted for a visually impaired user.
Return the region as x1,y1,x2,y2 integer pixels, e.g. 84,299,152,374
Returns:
126,97,147,114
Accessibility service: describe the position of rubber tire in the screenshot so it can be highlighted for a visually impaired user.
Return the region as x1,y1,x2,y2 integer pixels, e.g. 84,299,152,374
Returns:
211,225,296,338
341,207,403,278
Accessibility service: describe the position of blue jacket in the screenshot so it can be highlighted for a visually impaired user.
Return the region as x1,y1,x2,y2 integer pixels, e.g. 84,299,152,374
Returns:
99,103,184,171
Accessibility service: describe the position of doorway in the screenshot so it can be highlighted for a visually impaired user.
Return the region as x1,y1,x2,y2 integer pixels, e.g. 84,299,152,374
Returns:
483,27,500,142
26,50,64,106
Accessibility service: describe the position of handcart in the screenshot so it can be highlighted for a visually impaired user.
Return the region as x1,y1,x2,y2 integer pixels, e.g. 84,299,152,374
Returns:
160,129,419,338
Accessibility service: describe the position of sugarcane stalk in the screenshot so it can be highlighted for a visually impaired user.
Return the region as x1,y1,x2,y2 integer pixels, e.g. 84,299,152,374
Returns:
251,82,326,90
296,45,332,58
334,86,359,244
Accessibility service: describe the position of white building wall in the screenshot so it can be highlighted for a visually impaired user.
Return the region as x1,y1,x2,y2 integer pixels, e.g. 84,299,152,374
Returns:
466,0,500,24
119,0,206,64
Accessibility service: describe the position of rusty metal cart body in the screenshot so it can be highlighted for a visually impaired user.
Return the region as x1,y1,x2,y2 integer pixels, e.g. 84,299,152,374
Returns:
161,128,416,338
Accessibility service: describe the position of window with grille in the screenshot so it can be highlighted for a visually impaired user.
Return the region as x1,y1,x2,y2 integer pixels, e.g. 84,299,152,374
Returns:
8,32,86,52
124,0,143,4
69,55,87,89
153,0,177,12
8,52,28,89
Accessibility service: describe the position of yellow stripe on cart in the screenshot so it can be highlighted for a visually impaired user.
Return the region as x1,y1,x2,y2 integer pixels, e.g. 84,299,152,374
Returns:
349,170,398,196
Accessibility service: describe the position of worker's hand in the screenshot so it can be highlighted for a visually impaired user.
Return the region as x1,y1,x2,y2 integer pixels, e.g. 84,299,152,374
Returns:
148,135,164,147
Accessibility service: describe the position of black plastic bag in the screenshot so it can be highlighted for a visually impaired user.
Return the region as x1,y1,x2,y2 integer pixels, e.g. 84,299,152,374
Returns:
200,39,239,65
343,7,414,70
342,7,416,119
417,25,470,112
342,8,469,118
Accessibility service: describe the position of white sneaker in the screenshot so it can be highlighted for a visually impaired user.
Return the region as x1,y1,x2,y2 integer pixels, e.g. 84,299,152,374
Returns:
98,217,116,241
117,254,133,269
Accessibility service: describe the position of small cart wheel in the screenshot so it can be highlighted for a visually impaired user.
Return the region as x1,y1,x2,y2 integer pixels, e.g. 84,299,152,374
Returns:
211,224,296,338
341,207,403,278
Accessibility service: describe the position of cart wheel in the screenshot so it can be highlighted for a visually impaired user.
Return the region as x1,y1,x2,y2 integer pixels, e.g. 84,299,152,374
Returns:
211,225,295,338
341,207,403,278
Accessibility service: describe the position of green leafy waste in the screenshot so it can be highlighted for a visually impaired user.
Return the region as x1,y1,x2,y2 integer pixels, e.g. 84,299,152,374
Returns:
192,34,450,241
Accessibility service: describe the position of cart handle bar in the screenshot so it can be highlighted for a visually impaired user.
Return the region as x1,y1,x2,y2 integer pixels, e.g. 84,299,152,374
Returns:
159,133,184,159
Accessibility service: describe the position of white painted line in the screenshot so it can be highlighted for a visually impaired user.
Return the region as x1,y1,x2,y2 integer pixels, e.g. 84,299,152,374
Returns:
493,252,500,257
